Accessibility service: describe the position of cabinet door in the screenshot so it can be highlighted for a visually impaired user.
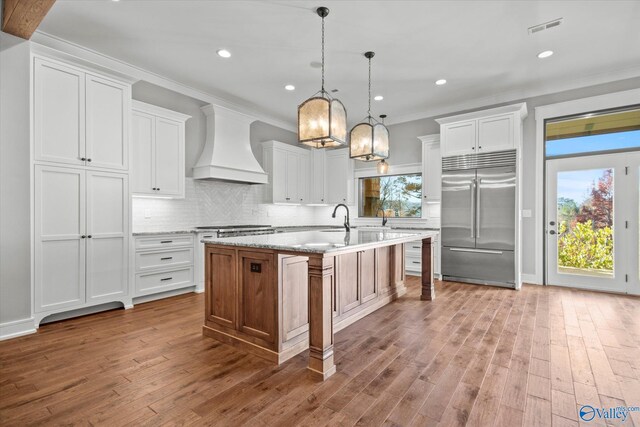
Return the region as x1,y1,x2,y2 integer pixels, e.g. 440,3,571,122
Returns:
376,246,391,295
238,251,277,346
154,117,184,197
271,148,288,203
131,111,155,195
34,58,85,166
85,74,128,170
442,120,477,156
205,247,237,329
310,150,326,204
280,255,309,342
477,114,514,153
422,141,442,203
337,252,359,314
86,171,128,302
296,151,310,203
326,150,349,204
286,151,299,202
359,249,377,304
34,165,86,312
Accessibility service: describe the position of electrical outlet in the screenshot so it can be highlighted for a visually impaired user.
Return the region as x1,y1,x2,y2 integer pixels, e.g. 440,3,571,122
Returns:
144,209,151,219
250,263,262,273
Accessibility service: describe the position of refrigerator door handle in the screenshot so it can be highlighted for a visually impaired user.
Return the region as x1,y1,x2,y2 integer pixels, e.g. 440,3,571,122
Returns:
449,247,504,255
470,181,476,238
476,178,482,239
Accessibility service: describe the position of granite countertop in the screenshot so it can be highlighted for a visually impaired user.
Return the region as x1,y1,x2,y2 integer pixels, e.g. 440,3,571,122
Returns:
202,229,438,254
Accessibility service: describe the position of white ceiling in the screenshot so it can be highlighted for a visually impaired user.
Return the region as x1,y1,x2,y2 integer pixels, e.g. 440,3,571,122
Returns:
38,1,640,127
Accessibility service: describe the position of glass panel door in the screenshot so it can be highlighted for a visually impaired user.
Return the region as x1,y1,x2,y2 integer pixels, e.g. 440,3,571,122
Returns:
546,152,640,293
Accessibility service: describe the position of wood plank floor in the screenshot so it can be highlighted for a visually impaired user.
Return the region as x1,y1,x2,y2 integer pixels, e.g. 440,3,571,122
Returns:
1,277,639,426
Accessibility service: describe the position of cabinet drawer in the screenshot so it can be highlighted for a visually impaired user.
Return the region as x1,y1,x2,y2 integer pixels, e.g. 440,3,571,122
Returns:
135,234,193,250
135,267,193,295
406,255,422,271
135,247,193,272
405,241,422,255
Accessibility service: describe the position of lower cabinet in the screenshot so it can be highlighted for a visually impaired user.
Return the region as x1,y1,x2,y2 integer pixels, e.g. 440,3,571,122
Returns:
238,251,276,344
404,234,441,277
34,165,129,315
134,234,194,296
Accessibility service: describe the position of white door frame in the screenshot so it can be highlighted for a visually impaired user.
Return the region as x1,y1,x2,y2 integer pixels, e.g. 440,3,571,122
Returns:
532,88,640,285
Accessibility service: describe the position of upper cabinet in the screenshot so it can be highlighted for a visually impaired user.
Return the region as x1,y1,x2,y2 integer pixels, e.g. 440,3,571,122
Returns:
131,101,190,198
262,140,309,204
34,57,131,170
418,134,442,203
309,149,327,204
437,103,527,157
325,148,354,205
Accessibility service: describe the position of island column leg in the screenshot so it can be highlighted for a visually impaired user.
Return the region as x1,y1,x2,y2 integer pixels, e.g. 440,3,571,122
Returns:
421,237,435,300
307,255,336,381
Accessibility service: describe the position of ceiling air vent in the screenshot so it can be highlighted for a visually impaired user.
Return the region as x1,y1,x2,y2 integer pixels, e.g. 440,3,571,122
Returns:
528,18,563,35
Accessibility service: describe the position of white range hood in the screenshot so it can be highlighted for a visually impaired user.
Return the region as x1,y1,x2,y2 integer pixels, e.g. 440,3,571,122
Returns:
193,104,268,184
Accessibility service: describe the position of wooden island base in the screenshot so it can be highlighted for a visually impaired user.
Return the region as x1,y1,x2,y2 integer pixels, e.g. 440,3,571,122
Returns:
203,237,434,381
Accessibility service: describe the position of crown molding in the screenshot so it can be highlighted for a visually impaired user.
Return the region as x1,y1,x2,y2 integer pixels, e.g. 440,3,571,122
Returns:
30,31,297,133
417,134,440,145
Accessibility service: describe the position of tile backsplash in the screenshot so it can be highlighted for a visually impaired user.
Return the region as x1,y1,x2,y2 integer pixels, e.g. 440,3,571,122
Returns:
132,178,440,232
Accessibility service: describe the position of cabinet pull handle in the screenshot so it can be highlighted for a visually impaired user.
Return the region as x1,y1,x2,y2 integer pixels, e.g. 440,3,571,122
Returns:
478,146,482,150
203,235,213,238
160,240,173,244
160,257,173,260
160,277,173,281
81,235,86,239
286,197,290,200
412,261,420,264
152,187,157,190
87,158,92,162
80,157,86,161
157,188,160,191
87,235,92,238
471,147,475,150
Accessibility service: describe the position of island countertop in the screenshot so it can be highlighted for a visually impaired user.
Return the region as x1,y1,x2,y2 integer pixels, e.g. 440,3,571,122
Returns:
202,228,438,254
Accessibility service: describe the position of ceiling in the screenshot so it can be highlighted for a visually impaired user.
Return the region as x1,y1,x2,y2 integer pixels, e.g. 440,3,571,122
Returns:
38,1,640,127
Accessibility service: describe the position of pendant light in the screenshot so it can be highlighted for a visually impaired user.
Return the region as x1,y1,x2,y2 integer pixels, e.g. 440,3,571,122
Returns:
298,7,347,149
377,115,390,173
349,51,390,161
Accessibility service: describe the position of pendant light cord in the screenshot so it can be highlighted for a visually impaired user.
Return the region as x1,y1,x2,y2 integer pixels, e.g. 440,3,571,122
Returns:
321,14,325,94
368,55,372,118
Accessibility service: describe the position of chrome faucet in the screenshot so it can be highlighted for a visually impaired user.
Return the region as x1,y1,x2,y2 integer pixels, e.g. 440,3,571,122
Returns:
377,208,388,226
331,204,350,232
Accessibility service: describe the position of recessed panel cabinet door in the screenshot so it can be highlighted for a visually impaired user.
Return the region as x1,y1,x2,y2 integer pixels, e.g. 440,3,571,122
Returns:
442,120,476,157
86,171,128,301
131,111,155,194
34,58,85,166
281,255,309,342
337,252,359,314
271,149,288,203
35,165,86,312
477,114,514,153
239,251,276,345
85,74,128,170
359,250,377,303
205,248,237,329
154,118,184,197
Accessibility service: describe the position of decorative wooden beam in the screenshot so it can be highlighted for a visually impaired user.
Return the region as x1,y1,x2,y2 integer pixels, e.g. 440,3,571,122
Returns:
2,0,56,40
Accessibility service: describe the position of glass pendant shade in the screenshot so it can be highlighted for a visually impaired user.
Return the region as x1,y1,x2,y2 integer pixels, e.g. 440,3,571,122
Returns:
298,96,347,148
377,159,389,174
349,121,389,161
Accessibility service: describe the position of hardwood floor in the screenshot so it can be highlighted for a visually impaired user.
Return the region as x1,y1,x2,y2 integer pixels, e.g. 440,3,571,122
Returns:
1,278,639,426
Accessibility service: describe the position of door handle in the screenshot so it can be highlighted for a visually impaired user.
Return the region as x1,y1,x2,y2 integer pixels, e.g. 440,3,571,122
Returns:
470,181,476,238
476,178,481,239
450,247,503,255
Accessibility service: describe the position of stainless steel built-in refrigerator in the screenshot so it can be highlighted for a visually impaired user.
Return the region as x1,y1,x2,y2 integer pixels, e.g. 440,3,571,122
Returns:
441,151,516,287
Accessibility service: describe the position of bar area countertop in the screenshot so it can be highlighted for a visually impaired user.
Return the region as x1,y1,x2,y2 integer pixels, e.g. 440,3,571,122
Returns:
201,228,438,254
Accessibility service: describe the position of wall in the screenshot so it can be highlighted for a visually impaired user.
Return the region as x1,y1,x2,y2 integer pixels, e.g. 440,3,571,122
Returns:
132,81,207,177
0,32,33,333
370,76,640,279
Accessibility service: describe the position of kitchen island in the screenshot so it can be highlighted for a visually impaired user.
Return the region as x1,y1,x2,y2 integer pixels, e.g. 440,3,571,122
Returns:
202,229,438,380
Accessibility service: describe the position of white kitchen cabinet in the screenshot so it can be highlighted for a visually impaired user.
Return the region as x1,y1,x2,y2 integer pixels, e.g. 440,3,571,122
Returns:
437,103,527,157
262,140,310,203
131,101,190,198
326,148,354,205
34,165,129,313
403,234,441,278
34,57,130,170
309,149,327,204
134,234,195,296
418,134,442,205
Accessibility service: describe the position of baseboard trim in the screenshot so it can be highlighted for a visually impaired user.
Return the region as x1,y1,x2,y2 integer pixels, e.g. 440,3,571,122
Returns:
0,317,36,341
521,274,542,285
133,286,198,305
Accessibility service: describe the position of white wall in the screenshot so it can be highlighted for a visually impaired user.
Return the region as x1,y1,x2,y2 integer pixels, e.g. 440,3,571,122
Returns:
371,76,640,279
0,32,32,329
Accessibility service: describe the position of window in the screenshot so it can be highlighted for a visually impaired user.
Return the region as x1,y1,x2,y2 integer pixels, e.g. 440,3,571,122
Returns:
359,173,422,218
545,106,640,158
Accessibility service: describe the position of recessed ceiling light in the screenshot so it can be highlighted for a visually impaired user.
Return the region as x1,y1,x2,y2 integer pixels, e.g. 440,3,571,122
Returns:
374,95,384,101
435,79,447,85
217,49,231,58
537,50,554,59
284,84,295,91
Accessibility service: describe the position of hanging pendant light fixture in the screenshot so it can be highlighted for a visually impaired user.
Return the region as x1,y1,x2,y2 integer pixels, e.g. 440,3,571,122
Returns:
377,114,390,173
349,51,390,161
298,7,347,149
